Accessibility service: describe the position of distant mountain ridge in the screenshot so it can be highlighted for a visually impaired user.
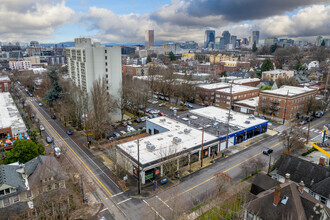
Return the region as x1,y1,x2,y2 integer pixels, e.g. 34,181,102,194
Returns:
40,41,177,47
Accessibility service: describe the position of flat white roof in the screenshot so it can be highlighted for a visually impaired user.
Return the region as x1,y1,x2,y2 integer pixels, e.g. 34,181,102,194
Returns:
235,97,259,107
231,78,260,84
197,82,230,90
216,84,258,94
117,117,218,166
0,76,10,81
262,69,294,74
0,93,26,134
261,86,316,96
190,106,267,129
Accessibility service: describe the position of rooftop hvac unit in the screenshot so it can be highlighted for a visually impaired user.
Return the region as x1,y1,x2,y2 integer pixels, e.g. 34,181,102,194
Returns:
184,128,192,134
146,142,156,151
160,118,166,122
249,115,255,119
245,120,250,124
128,145,135,148
173,137,182,143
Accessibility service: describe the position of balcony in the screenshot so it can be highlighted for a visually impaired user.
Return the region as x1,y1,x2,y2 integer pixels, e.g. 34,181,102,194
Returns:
270,99,280,104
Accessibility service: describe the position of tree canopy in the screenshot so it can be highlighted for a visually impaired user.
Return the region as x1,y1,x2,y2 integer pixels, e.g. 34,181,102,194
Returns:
321,40,325,47
45,68,62,104
270,43,278,53
252,42,257,53
261,58,274,72
168,51,176,61
4,139,45,164
146,55,152,63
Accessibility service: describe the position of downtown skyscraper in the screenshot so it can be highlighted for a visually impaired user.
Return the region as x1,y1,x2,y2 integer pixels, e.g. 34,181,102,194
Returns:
145,30,154,49
204,30,215,49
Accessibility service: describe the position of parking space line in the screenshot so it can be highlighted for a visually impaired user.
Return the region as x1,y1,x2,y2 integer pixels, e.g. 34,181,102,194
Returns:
117,198,131,205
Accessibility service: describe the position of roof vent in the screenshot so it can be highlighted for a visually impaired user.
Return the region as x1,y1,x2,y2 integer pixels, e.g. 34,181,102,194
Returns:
184,128,191,134
128,145,135,148
249,115,255,119
160,118,166,122
245,120,250,124
281,196,289,205
173,137,182,144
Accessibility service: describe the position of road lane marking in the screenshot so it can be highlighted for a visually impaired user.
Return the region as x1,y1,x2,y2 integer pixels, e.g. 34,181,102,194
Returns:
156,196,173,211
143,200,165,220
117,198,131,205
35,103,120,189
165,140,284,203
100,208,108,212
112,192,124,197
312,143,330,158
30,101,114,196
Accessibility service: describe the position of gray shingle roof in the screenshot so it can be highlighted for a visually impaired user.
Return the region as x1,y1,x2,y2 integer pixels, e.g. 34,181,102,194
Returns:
24,155,46,176
310,177,330,199
274,155,330,188
0,165,26,199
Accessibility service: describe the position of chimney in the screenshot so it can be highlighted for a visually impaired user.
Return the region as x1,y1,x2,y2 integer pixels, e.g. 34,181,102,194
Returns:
273,185,281,206
298,181,305,194
285,173,290,183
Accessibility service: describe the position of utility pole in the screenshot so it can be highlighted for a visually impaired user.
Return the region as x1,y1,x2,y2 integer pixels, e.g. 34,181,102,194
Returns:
137,139,141,194
225,81,233,150
282,90,289,125
201,121,204,167
324,72,329,103
267,154,272,174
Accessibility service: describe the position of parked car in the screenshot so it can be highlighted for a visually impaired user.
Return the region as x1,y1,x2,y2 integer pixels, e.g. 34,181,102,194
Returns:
185,104,193,108
315,112,322,118
159,103,165,107
113,132,120,137
111,124,118,129
66,130,72,135
158,112,167,116
300,120,307,125
38,103,43,106
51,114,56,119
121,122,128,127
54,147,61,157
135,118,142,123
153,94,158,99
152,100,158,104
31,113,35,118
146,108,153,113
152,114,158,118
140,117,146,122
263,148,273,155
127,121,132,125
35,118,40,123
46,137,53,143
120,131,127,135
39,125,45,131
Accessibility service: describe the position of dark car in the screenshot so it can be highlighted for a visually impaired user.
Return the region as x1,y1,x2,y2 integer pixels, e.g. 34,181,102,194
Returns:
46,137,53,143
51,114,56,119
263,148,273,155
113,132,120,137
66,130,72,135
300,120,307,125
135,118,142,123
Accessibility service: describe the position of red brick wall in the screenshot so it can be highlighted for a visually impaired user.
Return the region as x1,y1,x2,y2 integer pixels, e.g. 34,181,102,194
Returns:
0,80,11,92
0,127,12,137
214,88,259,108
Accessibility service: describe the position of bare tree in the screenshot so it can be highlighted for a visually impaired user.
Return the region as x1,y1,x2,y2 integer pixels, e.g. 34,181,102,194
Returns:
281,125,306,154
214,172,232,195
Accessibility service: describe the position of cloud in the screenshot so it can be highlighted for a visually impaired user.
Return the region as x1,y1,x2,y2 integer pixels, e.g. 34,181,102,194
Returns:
257,5,330,38
186,0,327,22
0,0,74,42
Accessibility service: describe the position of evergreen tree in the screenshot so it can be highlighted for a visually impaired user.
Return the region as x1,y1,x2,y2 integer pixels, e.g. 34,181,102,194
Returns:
321,40,325,47
146,55,152,63
261,58,274,72
270,43,278,53
168,51,176,61
4,139,45,164
45,68,62,104
252,42,257,52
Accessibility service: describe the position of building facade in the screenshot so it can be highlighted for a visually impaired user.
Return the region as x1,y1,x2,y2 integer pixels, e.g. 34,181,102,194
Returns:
262,69,295,81
9,61,32,70
258,86,317,123
252,31,260,44
204,30,215,49
145,30,154,49
66,38,122,121
196,82,230,104
0,76,11,93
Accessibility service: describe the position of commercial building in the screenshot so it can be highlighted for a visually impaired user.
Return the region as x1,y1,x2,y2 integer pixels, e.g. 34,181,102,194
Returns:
204,30,215,49
262,69,295,81
145,30,154,49
214,85,259,108
196,82,230,104
0,76,11,93
122,64,149,77
231,78,261,87
252,31,260,44
116,106,268,184
9,61,32,70
258,86,317,123
66,38,122,121
222,31,231,46
264,37,278,46
233,97,259,114
0,93,27,139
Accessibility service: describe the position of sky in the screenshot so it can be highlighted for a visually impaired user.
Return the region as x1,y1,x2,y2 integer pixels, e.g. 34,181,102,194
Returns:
0,0,329,44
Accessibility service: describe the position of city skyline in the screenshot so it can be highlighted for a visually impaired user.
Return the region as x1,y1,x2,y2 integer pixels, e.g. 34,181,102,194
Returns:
0,0,329,44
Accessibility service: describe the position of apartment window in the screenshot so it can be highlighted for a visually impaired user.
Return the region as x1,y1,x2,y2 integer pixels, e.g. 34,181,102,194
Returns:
290,114,292,118
278,99,281,103
105,56,107,59
13,195,19,203
105,62,108,66
227,96,230,100
5,188,10,194
276,112,280,116
270,98,273,101
106,68,108,72
292,100,294,104
320,196,327,204
3,198,10,207
106,74,108,78
262,97,267,101
105,50,107,53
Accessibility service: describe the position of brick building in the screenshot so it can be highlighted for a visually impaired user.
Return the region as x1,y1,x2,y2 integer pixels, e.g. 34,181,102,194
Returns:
122,64,149,77
262,69,295,81
214,85,259,108
196,82,230,104
0,76,11,93
233,97,259,114
231,78,261,87
258,86,317,123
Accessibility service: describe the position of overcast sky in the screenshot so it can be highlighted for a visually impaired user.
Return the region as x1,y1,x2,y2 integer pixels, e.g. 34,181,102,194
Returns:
0,0,329,43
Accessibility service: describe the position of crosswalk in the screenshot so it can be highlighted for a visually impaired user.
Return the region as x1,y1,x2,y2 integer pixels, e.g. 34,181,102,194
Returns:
300,126,322,133
278,132,308,142
26,97,38,101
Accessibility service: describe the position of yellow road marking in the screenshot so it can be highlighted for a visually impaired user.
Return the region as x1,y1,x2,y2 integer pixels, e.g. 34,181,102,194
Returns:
312,143,330,158
165,140,284,203
30,101,113,196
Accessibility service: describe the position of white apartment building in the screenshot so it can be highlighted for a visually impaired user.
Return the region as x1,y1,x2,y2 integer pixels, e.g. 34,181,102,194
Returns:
9,61,32,70
66,38,122,121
